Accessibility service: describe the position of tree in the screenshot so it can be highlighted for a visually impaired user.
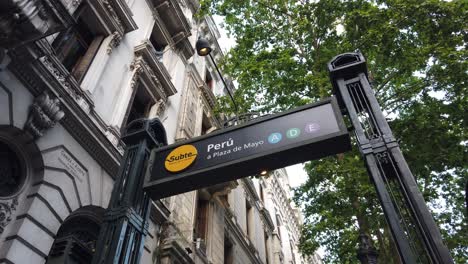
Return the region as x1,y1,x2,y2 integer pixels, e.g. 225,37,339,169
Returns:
200,0,467,263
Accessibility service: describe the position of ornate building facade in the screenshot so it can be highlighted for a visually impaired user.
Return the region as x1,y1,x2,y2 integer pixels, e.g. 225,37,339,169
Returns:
0,0,320,263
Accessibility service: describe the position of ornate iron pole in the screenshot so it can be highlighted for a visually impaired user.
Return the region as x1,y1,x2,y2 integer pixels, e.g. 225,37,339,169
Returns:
92,118,167,264
328,52,453,264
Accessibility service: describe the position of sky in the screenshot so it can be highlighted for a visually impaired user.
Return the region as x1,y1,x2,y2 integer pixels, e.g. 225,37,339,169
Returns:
212,15,310,189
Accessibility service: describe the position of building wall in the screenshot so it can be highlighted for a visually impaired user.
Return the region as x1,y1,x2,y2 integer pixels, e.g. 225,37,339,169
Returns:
0,0,320,263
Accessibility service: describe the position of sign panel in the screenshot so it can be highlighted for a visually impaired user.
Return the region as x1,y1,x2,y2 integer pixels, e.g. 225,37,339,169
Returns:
144,97,351,199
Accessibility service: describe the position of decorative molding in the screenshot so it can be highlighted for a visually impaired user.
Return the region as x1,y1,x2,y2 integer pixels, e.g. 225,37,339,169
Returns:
24,92,65,138
173,32,194,60
72,0,82,6
269,174,301,238
149,0,192,48
102,0,124,32
224,210,264,264
133,42,177,99
0,198,18,234
186,63,220,125
107,31,122,54
0,0,65,48
6,36,121,181
154,99,167,118
39,56,92,113
88,0,138,37
186,0,200,13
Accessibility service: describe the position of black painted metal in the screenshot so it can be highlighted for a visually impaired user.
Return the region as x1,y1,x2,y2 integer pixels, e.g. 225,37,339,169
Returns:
357,233,379,264
144,98,351,200
328,52,454,264
91,118,167,264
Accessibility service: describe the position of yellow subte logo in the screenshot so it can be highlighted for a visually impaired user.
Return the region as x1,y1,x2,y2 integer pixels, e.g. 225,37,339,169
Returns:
165,145,198,172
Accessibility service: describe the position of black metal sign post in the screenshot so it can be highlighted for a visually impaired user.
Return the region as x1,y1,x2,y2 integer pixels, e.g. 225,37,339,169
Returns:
328,52,454,263
92,119,167,264
93,53,453,264
144,98,351,199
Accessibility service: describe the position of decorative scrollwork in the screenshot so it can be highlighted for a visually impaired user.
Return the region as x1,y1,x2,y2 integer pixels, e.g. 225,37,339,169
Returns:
376,152,390,164
24,92,65,138
102,0,123,32
107,31,122,54
0,198,18,234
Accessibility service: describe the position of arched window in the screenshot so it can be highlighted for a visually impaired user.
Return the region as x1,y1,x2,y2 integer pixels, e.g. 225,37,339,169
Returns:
46,206,105,264
0,141,26,198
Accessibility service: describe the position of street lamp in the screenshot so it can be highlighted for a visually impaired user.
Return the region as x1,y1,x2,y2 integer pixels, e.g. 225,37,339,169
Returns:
195,38,239,115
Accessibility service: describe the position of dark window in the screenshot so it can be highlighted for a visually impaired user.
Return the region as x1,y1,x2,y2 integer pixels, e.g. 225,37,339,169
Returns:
276,214,282,240
205,70,214,90
246,200,253,238
264,232,270,264
150,32,167,61
224,235,234,264
150,38,166,52
260,184,265,202
0,141,25,197
52,3,104,83
201,113,211,135
121,84,153,133
194,195,209,241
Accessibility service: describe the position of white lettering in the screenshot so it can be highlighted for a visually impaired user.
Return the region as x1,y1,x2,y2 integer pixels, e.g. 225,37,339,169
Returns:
207,138,235,152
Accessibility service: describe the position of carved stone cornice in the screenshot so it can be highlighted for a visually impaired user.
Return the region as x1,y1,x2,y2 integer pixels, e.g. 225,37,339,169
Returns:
133,42,177,98
150,200,171,224
7,41,123,177
130,57,167,105
241,178,275,233
173,32,195,60
150,0,191,36
205,180,238,197
89,0,138,37
185,0,200,13
148,0,192,55
187,64,217,110
259,204,275,233
150,10,174,46
0,0,74,48
107,31,122,54
269,174,301,236
160,239,195,264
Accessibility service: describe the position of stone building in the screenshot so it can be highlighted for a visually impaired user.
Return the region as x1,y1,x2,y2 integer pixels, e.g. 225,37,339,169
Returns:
0,0,320,263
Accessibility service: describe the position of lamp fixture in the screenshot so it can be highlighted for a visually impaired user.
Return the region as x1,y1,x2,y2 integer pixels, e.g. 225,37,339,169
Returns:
195,38,239,116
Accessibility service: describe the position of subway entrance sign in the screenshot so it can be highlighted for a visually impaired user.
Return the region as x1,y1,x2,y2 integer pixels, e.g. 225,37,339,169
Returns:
144,97,351,199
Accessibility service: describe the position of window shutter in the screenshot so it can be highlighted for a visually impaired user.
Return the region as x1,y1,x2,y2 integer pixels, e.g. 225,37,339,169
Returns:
195,200,209,239
72,35,104,83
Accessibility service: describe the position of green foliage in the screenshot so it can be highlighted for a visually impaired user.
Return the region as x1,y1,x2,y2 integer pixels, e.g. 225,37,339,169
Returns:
201,0,467,262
